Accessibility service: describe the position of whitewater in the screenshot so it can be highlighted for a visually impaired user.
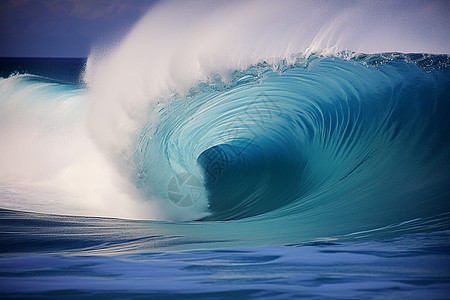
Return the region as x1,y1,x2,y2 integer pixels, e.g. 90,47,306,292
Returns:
1,1,449,299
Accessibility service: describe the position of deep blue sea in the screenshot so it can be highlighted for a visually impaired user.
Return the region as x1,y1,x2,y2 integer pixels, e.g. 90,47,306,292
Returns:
0,53,449,299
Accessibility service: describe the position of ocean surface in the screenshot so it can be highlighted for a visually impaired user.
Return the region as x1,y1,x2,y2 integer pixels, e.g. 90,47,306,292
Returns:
1,1,450,299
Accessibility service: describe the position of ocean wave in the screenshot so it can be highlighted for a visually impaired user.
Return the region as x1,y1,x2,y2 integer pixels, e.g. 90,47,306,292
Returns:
132,54,450,225
0,1,449,242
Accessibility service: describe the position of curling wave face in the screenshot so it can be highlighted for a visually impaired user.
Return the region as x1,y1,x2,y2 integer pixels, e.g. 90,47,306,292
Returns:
133,54,450,227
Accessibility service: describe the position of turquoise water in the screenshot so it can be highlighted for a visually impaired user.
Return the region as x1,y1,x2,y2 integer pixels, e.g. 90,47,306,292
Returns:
0,54,449,298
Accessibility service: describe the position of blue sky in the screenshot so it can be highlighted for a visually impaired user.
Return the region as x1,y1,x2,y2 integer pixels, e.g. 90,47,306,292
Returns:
0,0,158,57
